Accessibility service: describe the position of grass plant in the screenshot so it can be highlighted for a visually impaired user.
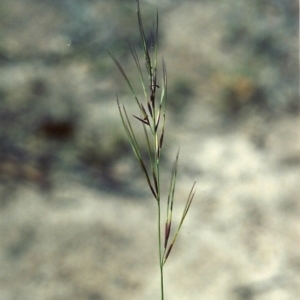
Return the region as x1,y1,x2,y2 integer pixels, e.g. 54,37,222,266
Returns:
108,1,196,299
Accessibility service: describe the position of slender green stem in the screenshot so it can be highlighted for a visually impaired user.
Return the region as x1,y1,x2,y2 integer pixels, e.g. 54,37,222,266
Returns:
157,201,164,300
154,89,164,299
153,94,164,298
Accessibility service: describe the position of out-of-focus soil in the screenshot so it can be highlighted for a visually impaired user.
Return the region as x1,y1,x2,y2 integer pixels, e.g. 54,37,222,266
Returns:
0,1,299,299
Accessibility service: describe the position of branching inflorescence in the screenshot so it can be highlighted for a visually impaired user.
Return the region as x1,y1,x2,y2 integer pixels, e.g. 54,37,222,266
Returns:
108,1,196,299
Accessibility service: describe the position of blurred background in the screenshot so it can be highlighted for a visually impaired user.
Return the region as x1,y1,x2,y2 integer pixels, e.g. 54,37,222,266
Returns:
0,0,299,299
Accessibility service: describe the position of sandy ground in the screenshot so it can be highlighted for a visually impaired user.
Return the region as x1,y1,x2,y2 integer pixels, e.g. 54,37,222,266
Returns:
1,113,299,300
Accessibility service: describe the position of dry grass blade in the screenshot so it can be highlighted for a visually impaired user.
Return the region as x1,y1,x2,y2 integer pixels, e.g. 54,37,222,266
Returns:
139,102,150,123
133,115,150,125
159,130,164,151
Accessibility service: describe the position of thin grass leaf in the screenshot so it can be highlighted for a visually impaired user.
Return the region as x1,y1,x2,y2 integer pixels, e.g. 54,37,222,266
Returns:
124,104,159,199
163,181,196,265
108,51,136,97
158,58,167,151
153,9,159,73
122,105,143,159
150,10,159,111
109,49,147,116
163,150,179,254
152,170,159,195
128,42,143,77
118,101,157,198
136,0,152,77
163,243,173,264
141,119,154,164
141,123,157,198
117,102,142,162
160,57,167,107
149,9,159,85
140,158,158,199
181,181,197,221
128,42,149,105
